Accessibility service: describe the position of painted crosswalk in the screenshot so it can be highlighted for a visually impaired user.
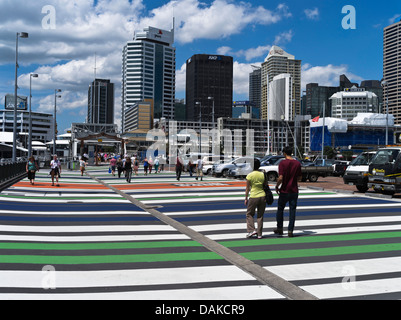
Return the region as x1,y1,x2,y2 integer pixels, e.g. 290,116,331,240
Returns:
2,167,401,300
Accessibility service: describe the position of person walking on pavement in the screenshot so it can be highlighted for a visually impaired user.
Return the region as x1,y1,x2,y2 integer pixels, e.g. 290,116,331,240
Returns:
116,157,124,178
124,156,133,183
154,157,160,174
196,156,203,181
26,156,39,185
143,158,149,176
50,155,62,186
275,146,302,238
244,158,266,239
109,156,117,176
176,155,183,181
133,157,139,176
79,157,87,176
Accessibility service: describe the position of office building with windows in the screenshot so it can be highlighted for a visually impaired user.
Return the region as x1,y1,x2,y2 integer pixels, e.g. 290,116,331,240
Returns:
88,79,114,125
122,25,176,132
261,46,301,120
383,19,401,125
186,54,233,123
249,67,261,109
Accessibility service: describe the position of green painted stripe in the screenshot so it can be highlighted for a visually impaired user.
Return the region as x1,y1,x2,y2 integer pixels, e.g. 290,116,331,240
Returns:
0,251,223,265
0,195,124,200
220,231,401,248
242,243,401,261
0,240,202,251
136,192,334,201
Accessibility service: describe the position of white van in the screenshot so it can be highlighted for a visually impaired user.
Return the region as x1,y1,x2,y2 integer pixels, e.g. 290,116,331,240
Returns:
343,151,376,192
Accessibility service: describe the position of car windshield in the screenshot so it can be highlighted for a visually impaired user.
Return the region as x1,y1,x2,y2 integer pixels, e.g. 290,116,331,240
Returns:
371,149,400,165
350,153,374,166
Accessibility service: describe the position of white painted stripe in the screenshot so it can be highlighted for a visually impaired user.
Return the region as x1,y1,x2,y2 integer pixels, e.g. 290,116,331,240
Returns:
0,285,283,300
191,215,401,232
165,202,401,216
0,210,145,215
266,257,401,282
0,197,130,203
0,224,175,233
301,277,401,299
0,234,190,242
0,266,256,288
205,223,401,241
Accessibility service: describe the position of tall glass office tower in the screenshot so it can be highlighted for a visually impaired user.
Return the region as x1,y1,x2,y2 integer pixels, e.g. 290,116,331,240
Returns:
122,26,176,132
384,19,401,125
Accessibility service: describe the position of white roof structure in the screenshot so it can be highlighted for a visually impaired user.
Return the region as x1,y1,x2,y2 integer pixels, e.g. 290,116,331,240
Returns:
0,132,13,143
265,45,295,61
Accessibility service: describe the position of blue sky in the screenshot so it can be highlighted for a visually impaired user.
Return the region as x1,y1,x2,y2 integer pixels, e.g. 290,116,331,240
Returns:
0,0,400,134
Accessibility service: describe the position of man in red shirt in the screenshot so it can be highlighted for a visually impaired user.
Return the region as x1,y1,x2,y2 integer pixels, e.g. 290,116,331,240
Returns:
275,146,302,237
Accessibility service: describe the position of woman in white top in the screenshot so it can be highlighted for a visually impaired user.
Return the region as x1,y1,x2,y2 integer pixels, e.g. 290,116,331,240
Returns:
79,157,87,176
50,155,62,186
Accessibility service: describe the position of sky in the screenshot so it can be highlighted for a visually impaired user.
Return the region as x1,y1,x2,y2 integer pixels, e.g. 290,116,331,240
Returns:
0,0,400,134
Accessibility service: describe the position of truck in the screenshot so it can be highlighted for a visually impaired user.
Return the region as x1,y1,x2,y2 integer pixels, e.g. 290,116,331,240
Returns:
260,158,333,182
343,151,376,192
368,147,401,195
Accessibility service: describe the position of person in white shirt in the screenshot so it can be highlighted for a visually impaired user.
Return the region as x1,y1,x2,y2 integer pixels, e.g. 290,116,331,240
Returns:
50,155,62,186
196,156,203,181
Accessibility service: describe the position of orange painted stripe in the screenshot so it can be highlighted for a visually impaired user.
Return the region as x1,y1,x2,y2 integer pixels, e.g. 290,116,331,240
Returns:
115,180,247,190
13,182,108,189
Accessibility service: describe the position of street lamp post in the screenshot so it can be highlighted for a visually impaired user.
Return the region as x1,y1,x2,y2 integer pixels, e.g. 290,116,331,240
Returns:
381,80,389,146
207,96,215,129
12,32,29,162
53,89,62,156
196,101,202,154
28,73,38,157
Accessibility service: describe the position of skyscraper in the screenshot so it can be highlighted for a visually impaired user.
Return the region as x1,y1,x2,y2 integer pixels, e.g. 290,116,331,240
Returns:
186,54,233,123
261,46,301,120
249,67,261,110
87,79,114,124
122,25,176,132
383,19,401,125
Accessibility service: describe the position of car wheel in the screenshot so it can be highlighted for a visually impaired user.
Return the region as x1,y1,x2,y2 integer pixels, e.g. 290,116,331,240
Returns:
308,174,318,182
267,172,277,182
356,185,368,193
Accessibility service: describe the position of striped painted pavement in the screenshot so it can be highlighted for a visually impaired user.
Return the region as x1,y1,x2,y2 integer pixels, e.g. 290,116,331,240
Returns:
3,167,401,299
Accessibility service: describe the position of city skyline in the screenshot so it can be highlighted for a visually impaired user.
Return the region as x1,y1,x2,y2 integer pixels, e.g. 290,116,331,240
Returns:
0,0,400,134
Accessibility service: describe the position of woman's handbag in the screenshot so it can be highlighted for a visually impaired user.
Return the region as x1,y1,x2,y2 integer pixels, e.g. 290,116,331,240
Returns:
263,172,274,205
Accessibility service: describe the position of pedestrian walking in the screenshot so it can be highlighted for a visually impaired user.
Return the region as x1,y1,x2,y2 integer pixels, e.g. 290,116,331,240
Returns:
244,158,266,239
176,155,183,181
79,157,87,176
133,158,139,176
274,146,302,237
124,156,133,183
143,158,149,175
26,156,39,185
117,158,124,178
154,157,160,174
195,156,203,181
109,157,117,176
50,155,62,186
148,157,153,174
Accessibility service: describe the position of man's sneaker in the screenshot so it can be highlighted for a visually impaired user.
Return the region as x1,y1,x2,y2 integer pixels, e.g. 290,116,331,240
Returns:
257,235,263,239
246,231,257,238
273,228,283,235
288,231,294,238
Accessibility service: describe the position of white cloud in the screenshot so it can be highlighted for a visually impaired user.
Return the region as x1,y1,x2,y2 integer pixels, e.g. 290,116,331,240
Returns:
273,30,294,45
389,14,401,25
301,63,363,90
304,8,319,20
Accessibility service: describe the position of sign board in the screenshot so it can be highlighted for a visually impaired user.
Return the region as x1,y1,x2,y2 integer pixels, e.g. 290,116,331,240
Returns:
5,94,28,110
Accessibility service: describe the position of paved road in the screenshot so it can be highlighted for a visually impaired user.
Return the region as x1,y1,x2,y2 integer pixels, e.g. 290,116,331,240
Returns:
2,167,401,300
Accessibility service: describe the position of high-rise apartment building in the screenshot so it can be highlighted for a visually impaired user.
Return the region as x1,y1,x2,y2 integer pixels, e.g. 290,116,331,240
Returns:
122,26,176,132
249,67,261,109
383,19,401,124
88,79,114,125
186,54,233,123
261,46,301,120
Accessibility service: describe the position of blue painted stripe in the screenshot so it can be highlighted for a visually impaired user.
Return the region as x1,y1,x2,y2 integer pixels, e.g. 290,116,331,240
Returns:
0,201,143,212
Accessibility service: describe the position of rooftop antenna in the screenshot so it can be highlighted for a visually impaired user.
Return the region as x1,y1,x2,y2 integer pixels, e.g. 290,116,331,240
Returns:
94,52,97,80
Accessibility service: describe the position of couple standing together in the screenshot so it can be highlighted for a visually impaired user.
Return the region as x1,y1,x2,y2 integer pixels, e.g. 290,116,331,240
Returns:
245,146,301,239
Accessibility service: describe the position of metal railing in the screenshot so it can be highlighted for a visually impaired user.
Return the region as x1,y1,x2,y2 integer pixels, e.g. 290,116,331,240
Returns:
0,161,27,184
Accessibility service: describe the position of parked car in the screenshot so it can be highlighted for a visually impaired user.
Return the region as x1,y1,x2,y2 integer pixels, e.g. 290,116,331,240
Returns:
343,151,376,192
213,156,256,177
259,157,301,182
